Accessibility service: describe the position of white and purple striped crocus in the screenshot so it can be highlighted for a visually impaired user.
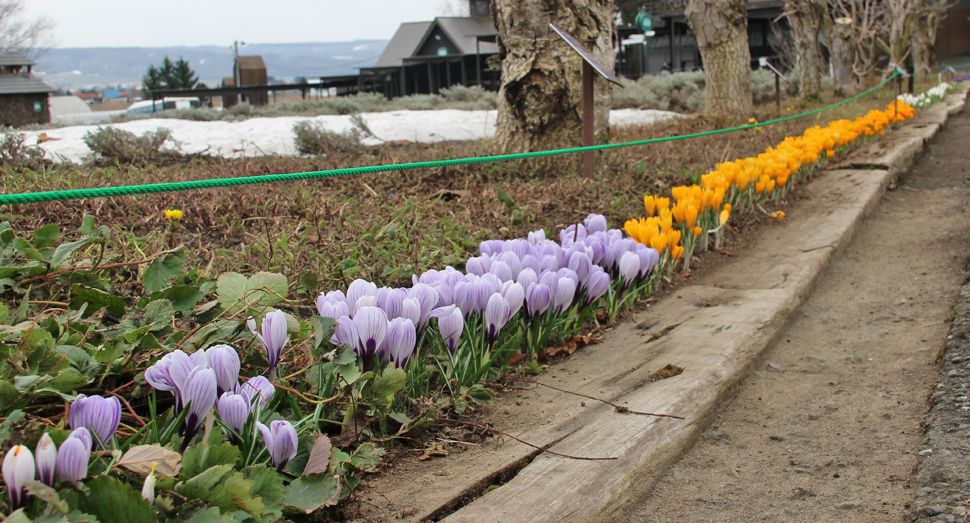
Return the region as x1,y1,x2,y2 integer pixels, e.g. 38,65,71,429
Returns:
525,283,552,319
217,392,251,445
484,293,511,346
56,428,91,487
248,310,291,376
383,318,416,368
69,394,121,449
238,375,275,410
354,306,388,371
256,420,298,472
431,305,464,353
206,344,241,396
35,433,57,487
179,367,218,452
3,445,34,509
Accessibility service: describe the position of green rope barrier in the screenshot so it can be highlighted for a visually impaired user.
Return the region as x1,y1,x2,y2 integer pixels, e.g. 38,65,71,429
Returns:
0,73,900,206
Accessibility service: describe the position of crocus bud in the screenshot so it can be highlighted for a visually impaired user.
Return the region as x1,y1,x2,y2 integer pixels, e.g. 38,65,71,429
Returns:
35,433,57,487
3,445,34,509
238,375,275,410
383,318,416,368
619,251,640,291
69,394,121,449
217,392,251,445
207,344,241,396
526,283,551,319
249,310,291,376
142,462,157,504
484,293,510,344
354,306,388,371
583,268,611,308
179,367,218,452
256,421,299,472
56,431,90,486
431,305,464,353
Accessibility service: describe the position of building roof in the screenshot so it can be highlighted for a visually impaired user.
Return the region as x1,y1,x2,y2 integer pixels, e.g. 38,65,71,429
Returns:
374,21,433,68
429,17,498,56
237,55,266,71
0,74,56,95
0,50,34,67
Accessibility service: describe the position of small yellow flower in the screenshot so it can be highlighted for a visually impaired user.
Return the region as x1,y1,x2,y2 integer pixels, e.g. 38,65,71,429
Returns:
164,209,183,221
748,117,758,125
769,210,785,220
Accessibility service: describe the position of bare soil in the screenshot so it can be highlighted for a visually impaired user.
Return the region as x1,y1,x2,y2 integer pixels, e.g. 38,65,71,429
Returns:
617,103,970,521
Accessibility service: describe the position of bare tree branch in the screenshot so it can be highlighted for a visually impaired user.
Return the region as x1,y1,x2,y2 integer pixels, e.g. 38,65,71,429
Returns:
0,0,57,60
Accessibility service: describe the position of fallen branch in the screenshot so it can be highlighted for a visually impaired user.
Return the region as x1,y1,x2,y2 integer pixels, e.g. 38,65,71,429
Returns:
20,245,184,284
536,382,685,420
435,418,617,461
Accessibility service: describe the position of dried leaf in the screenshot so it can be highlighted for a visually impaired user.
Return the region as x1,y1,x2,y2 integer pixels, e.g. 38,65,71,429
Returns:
547,335,603,357
302,434,333,476
507,353,528,366
649,364,684,382
116,444,181,477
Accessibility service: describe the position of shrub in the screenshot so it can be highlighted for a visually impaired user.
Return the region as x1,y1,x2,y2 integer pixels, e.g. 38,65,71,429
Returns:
226,101,253,117
82,126,178,166
0,133,48,171
292,119,367,156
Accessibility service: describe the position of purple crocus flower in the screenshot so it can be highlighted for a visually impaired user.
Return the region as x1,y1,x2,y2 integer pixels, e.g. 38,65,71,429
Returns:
431,305,464,353
56,429,90,486
256,420,299,472
568,251,592,284
585,214,608,233
517,268,538,291
206,344,240,396
429,281,454,309
465,256,489,276
408,283,440,334
67,427,93,452
69,394,121,449
378,288,408,319
316,290,349,321
583,268,611,308
352,295,378,317
330,315,359,348
217,392,251,445
526,283,552,319
346,279,378,315
238,375,275,410
400,297,422,326
501,281,525,317
528,229,547,245
354,306,388,371
180,367,218,452
248,309,291,376
145,349,200,411
489,260,513,283
383,318,416,368
520,254,541,274
618,251,640,292
3,445,34,509
553,278,578,315
636,246,660,281
499,251,522,279
35,433,57,487
484,293,510,345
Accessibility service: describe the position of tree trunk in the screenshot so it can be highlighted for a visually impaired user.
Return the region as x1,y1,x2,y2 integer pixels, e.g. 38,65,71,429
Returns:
490,0,615,172
685,0,752,117
828,22,854,89
785,0,827,98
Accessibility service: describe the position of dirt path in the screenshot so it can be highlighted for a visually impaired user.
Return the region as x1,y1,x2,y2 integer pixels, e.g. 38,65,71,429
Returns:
618,106,970,521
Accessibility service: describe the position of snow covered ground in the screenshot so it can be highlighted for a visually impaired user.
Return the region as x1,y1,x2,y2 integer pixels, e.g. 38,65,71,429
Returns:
22,108,680,164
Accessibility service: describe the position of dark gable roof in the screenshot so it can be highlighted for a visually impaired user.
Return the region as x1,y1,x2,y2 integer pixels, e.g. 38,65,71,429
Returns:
431,17,498,56
374,21,432,68
0,50,34,68
237,55,265,70
0,74,56,95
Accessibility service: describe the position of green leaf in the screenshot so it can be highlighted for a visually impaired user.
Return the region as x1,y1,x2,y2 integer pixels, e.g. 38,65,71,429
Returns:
180,441,241,479
367,366,406,400
181,507,237,523
245,465,285,518
335,361,362,386
175,464,234,499
69,285,126,318
495,188,516,210
13,238,43,260
4,510,33,523
23,480,69,514
78,215,96,235
0,409,23,446
310,316,336,351
300,270,319,294
216,271,289,317
77,475,157,523
208,471,263,517
140,286,204,312
45,370,89,393
51,238,92,266
283,474,342,514
332,345,357,366
142,299,176,326
142,253,184,293
33,224,60,249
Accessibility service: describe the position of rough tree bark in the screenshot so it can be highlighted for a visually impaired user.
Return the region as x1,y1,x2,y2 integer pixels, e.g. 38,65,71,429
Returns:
784,0,828,98
830,0,882,89
490,0,615,172
910,0,951,74
685,0,753,117
827,20,854,89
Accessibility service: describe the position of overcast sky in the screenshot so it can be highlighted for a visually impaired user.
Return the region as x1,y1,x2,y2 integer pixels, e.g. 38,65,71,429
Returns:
24,1,465,48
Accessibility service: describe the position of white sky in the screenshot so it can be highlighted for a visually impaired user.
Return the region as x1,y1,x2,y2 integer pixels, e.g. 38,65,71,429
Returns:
23,1,461,48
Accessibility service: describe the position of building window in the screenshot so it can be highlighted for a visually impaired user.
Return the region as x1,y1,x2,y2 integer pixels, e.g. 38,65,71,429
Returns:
33,101,42,112
473,0,490,16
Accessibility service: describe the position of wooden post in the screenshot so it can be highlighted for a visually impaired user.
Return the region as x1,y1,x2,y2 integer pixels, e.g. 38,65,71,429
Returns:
583,60,594,178
775,73,780,111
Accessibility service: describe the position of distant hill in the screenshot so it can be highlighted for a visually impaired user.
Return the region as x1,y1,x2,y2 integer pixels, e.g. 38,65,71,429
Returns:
32,41,389,90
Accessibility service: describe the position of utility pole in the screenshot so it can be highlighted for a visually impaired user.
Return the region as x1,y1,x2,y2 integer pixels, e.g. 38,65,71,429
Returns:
233,40,245,87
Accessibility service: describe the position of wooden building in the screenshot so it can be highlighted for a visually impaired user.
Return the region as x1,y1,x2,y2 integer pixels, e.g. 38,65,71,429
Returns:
0,50,56,128
357,0,499,98
223,55,269,107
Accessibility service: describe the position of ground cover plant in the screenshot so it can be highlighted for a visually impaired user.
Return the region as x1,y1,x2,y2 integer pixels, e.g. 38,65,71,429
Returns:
0,78,947,521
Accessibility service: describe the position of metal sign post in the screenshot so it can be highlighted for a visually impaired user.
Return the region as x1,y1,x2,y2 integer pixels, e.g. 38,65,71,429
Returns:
549,23,623,178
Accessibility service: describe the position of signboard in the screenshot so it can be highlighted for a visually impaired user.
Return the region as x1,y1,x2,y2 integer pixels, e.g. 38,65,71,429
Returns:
548,23,622,86
635,12,654,32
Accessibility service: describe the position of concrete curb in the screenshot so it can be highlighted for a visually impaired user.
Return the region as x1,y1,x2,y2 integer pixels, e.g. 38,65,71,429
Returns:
434,85,968,522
